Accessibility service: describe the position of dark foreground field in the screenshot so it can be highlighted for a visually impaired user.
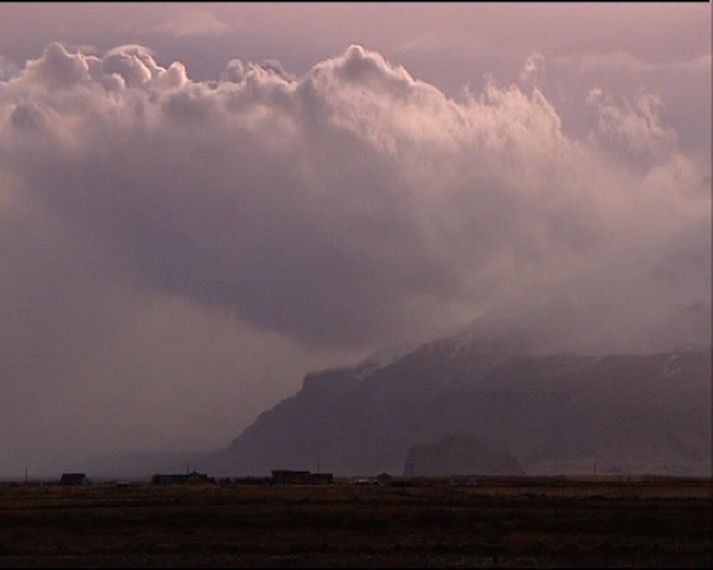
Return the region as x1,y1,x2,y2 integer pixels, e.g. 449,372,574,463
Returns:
1,478,711,568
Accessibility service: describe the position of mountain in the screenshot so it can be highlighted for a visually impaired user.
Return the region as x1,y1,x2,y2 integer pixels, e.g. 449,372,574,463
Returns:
404,435,524,476
208,326,711,477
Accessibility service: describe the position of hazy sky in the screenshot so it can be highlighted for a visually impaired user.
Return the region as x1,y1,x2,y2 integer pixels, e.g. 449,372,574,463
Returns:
0,3,710,476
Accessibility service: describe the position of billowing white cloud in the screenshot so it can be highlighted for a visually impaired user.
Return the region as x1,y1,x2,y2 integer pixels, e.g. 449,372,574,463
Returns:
0,42,709,473
586,87,678,160
1,42,708,348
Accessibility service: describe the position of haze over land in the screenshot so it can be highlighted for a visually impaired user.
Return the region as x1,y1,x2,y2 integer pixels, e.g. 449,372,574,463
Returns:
0,3,710,477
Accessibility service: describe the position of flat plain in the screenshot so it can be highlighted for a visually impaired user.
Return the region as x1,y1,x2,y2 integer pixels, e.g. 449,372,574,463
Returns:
1,478,711,568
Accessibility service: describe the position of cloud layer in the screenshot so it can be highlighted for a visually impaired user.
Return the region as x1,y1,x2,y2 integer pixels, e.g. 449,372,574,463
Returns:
2,43,708,344
0,42,709,472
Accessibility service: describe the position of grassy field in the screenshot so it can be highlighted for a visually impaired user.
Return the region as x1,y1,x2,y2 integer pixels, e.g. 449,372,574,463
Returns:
1,478,711,567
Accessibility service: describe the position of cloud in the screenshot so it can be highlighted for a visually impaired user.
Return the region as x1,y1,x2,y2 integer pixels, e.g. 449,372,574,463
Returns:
0,42,709,472
520,53,545,84
0,55,19,81
1,42,708,349
150,10,234,38
393,31,480,59
586,88,678,159
559,50,712,75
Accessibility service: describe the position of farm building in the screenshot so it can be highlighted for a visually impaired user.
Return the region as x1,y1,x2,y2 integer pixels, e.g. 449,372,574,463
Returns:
270,470,333,485
59,473,90,486
151,471,214,485
376,473,394,485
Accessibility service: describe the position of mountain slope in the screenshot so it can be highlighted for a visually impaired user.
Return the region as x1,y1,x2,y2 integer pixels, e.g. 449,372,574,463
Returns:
210,330,711,477
404,435,525,476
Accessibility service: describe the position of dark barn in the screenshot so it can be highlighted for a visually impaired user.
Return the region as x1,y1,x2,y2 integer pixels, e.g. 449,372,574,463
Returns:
59,473,90,486
271,470,334,485
151,472,214,485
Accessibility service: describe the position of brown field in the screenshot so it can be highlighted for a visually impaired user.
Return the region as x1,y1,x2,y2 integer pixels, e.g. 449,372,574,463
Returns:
1,478,711,568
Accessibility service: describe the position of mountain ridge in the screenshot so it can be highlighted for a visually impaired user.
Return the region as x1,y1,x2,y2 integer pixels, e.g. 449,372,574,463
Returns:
207,325,710,477
79,319,711,479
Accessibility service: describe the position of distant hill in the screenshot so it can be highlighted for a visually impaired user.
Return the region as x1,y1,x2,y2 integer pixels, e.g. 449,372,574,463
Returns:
206,327,711,477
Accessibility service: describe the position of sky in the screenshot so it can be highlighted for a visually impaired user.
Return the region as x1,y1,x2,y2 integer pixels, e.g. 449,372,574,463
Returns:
0,3,710,477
